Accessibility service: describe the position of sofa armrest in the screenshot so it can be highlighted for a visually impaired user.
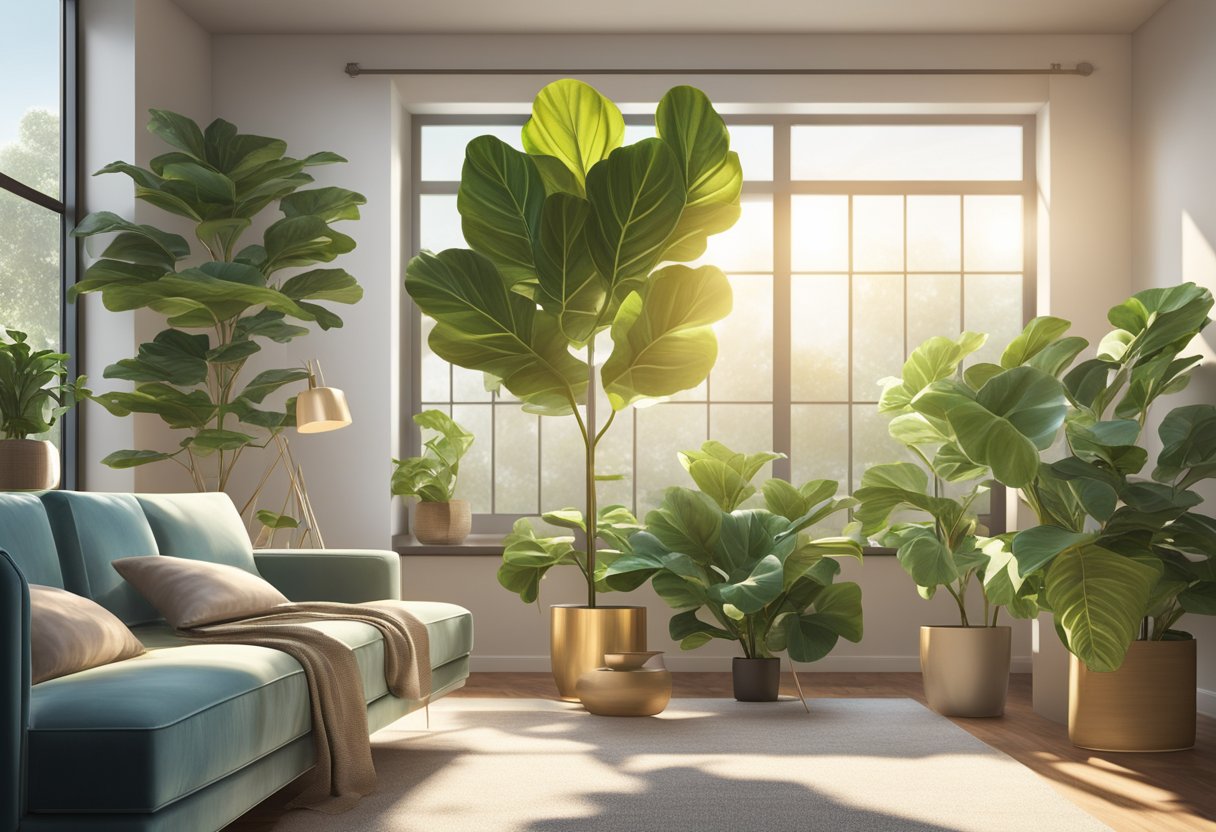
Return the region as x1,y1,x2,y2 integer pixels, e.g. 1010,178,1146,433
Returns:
253,549,401,603
1,550,29,832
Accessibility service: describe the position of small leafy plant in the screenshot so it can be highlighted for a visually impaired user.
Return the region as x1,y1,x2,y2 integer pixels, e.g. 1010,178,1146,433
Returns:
0,329,88,439
391,410,474,502
603,442,865,664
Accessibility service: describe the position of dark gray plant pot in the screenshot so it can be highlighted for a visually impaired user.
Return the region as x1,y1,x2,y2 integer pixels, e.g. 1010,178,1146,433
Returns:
732,657,780,702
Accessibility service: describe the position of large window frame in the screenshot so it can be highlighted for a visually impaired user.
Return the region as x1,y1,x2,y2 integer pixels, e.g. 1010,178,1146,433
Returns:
0,0,79,488
408,112,1035,539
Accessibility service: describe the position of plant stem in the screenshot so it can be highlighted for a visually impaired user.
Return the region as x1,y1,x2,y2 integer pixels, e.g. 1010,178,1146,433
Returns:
945,582,969,627
570,404,596,608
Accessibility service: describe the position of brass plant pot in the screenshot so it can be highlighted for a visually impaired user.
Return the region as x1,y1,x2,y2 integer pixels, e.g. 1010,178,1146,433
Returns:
920,625,1011,717
576,653,672,717
412,500,471,545
550,605,646,701
1069,639,1197,752
0,439,60,491
733,657,781,702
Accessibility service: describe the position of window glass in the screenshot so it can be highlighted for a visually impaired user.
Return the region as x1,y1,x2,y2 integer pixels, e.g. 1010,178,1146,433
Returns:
791,124,1022,181
0,1,60,199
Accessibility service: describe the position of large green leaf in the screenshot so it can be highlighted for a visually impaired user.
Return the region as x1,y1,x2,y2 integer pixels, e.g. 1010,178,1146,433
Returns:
643,487,722,564
458,136,545,284
600,265,731,410
237,368,310,403
1011,525,1095,577
893,527,960,588
72,211,190,270
669,609,734,650
521,79,624,185
783,582,864,663
678,441,782,512
852,462,960,536
262,215,355,273
98,271,318,325
584,139,686,308
100,449,178,469
405,249,589,414
1108,283,1213,359
148,109,207,159
533,193,605,344
1044,544,1161,672
713,510,795,577
279,186,366,222
497,519,579,604
1001,316,1072,368
278,268,363,304
710,553,784,614
102,329,209,386
91,384,216,429
654,85,742,261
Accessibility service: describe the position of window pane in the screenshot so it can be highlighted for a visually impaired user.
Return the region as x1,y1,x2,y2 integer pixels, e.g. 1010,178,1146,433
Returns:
595,403,634,510
711,275,772,401
691,195,772,272
791,275,848,402
419,317,449,402
791,404,849,488
420,125,522,181
541,407,586,510
635,404,707,514
623,124,656,145
494,406,539,514
964,274,1023,366
0,2,60,199
791,125,1022,181
728,124,773,181
791,195,848,272
418,193,464,253
451,404,493,514
852,274,904,401
907,275,962,348
963,195,1023,271
0,190,59,351
853,405,917,491
907,196,961,271
853,196,903,272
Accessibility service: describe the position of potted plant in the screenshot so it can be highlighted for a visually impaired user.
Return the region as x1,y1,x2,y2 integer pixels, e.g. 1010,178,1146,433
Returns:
0,330,87,490
603,441,864,702
70,110,364,534
404,79,742,698
855,319,1081,716
1009,282,1215,750
391,409,474,545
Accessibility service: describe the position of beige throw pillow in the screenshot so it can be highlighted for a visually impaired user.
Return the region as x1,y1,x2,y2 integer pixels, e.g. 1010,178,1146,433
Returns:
113,556,290,629
30,585,146,684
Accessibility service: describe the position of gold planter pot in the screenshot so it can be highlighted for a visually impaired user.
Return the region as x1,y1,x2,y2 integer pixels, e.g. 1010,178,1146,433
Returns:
0,439,60,491
1069,639,1197,752
550,605,646,701
576,653,671,716
920,625,1011,717
412,500,471,545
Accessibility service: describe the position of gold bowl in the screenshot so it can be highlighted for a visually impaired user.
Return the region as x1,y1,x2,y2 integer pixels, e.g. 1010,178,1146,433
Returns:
603,651,663,670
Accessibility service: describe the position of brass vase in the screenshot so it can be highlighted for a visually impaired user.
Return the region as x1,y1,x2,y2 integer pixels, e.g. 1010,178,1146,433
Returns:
0,439,60,491
1069,639,1196,752
550,605,646,701
576,652,671,716
920,625,1011,717
412,500,471,545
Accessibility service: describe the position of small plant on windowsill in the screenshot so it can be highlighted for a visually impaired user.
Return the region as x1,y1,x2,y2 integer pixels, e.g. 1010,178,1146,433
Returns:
391,409,474,546
0,329,88,491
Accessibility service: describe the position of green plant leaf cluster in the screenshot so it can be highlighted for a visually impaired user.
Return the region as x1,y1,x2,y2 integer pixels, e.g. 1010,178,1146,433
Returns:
1012,282,1216,671
0,329,89,439
70,110,364,493
603,441,863,663
390,410,474,502
856,319,1081,626
409,80,742,607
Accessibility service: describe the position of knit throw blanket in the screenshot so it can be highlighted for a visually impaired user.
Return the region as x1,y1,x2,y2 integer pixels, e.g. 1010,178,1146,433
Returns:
184,601,431,812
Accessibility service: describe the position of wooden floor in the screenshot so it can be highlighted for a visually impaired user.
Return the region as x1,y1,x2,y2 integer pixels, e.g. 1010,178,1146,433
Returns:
230,672,1216,832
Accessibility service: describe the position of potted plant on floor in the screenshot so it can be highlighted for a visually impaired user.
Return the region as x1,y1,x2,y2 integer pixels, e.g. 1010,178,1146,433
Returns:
391,409,474,545
603,441,864,702
0,330,88,490
856,319,1081,716
1009,282,1215,750
404,79,742,698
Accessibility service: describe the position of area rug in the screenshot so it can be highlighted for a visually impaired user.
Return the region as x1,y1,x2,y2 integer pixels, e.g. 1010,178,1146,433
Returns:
271,697,1110,832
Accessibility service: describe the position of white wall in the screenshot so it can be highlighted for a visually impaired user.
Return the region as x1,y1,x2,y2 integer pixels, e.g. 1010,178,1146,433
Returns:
1131,0,1216,716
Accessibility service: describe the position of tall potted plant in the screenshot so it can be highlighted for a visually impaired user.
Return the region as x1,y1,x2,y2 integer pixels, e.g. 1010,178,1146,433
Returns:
404,79,742,697
1009,283,1215,750
0,330,87,490
71,110,364,533
855,319,1082,716
391,409,474,545
604,441,863,702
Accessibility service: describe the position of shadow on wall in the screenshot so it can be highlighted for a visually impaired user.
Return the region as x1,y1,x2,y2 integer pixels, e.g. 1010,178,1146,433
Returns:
1183,210,1216,360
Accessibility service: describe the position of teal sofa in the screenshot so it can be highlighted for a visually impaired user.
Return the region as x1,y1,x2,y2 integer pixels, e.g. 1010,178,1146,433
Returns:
0,491,473,832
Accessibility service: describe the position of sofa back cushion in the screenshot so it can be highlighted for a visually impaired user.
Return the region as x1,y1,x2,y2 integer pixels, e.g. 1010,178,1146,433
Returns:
41,492,161,625
0,494,64,588
135,493,258,574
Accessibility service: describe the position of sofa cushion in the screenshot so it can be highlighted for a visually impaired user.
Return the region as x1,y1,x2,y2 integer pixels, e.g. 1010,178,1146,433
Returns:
135,493,258,574
30,585,145,684
113,556,290,629
0,493,63,588
25,600,473,814
41,492,162,625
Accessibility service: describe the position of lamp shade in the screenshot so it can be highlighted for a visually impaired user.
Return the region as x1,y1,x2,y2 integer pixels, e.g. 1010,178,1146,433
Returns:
296,386,352,433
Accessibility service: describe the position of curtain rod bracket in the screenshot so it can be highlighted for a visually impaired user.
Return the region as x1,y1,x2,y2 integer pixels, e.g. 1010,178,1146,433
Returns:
343,61,1095,78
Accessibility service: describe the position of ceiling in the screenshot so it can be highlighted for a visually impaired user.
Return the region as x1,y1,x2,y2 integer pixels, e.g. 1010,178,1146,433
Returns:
170,0,1168,36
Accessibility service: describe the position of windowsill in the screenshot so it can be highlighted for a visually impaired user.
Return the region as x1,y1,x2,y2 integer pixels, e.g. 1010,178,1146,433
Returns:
393,533,506,556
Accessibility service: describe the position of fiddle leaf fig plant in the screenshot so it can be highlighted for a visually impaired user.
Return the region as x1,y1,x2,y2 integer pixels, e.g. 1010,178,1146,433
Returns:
406,79,743,607
1011,283,1216,672
390,409,474,502
0,329,88,439
70,110,364,497
856,318,1080,626
602,441,864,663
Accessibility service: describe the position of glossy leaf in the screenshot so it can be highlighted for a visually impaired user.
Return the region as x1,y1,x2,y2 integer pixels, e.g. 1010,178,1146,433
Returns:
458,135,545,284
521,79,624,185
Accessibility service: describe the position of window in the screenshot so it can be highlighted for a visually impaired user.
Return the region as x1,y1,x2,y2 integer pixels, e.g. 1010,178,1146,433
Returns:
0,0,77,477
411,115,1032,532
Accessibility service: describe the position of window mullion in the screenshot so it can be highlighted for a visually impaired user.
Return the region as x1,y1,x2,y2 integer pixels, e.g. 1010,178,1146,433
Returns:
771,123,792,483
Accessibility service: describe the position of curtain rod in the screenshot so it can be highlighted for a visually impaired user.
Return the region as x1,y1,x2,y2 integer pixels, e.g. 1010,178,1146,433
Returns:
344,61,1094,78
